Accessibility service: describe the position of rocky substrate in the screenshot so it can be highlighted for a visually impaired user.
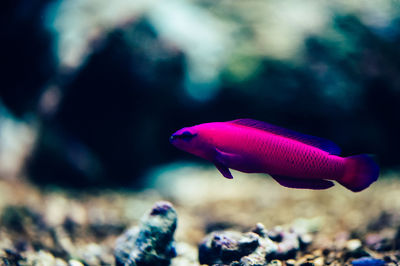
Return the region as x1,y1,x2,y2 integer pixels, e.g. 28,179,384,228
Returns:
0,169,400,265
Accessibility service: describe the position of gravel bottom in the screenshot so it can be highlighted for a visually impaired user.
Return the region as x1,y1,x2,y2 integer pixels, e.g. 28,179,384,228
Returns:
0,165,399,265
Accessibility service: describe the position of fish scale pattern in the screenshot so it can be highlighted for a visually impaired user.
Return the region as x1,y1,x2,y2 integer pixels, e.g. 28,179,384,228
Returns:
231,119,341,155
244,128,344,180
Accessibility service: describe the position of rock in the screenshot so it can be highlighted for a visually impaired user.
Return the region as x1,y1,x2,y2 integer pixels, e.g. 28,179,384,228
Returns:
285,259,296,266
395,226,400,250
272,230,300,260
252,223,268,238
268,259,282,266
296,254,316,265
69,260,85,266
76,243,110,265
3,249,24,265
1,0,56,117
313,257,324,266
114,201,177,266
299,262,314,266
55,258,68,266
344,239,370,260
28,250,56,265
267,227,284,242
383,255,398,264
367,211,394,231
198,223,312,265
198,231,260,265
239,236,278,266
239,255,266,266
351,257,385,266
365,233,392,251
346,239,362,251
1,205,46,234
298,233,313,251
259,237,279,258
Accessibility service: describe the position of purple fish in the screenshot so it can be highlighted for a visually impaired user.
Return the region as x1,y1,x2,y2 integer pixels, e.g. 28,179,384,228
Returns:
170,119,379,192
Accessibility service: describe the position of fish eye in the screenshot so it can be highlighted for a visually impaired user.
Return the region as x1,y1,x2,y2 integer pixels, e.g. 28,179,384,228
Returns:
179,131,196,141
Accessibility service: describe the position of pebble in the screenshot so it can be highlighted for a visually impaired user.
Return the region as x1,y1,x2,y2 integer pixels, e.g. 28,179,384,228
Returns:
298,233,313,251
198,222,312,265
268,259,282,266
384,254,398,263
239,237,277,266
55,258,68,266
344,239,370,259
267,226,284,242
299,262,314,266
69,259,84,266
27,250,69,265
346,239,362,251
114,201,177,266
351,257,385,266
395,226,400,249
260,236,279,257
252,223,267,238
365,233,392,251
285,259,296,266
240,254,266,266
3,249,24,264
198,231,260,265
313,256,324,266
273,230,300,260
76,243,107,265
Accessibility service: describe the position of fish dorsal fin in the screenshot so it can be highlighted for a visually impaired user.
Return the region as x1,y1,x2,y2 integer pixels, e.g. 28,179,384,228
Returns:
229,119,341,155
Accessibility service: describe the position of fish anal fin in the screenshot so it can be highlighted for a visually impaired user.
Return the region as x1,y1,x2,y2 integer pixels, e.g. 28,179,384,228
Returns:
229,119,341,155
271,175,334,190
214,162,233,179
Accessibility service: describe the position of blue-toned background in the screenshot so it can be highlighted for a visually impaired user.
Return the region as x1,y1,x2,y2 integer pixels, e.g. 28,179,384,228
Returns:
1,0,400,187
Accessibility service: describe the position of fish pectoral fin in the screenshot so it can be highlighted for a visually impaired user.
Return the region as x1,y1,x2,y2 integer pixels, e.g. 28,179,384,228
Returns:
215,148,241,165
214,161,234,179
214,148,241,179
271,175,334,190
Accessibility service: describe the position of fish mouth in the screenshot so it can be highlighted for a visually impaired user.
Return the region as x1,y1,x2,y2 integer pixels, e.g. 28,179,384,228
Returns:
169,135,176,143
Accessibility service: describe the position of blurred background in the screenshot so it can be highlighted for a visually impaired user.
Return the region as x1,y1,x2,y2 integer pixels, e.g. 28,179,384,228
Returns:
3,1,400,264
1,0,400,188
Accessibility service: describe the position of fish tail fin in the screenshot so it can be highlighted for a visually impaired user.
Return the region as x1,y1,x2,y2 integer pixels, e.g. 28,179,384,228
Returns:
338,154,379,192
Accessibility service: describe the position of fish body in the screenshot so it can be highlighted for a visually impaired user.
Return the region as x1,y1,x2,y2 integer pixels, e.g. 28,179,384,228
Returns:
170,119,379,192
